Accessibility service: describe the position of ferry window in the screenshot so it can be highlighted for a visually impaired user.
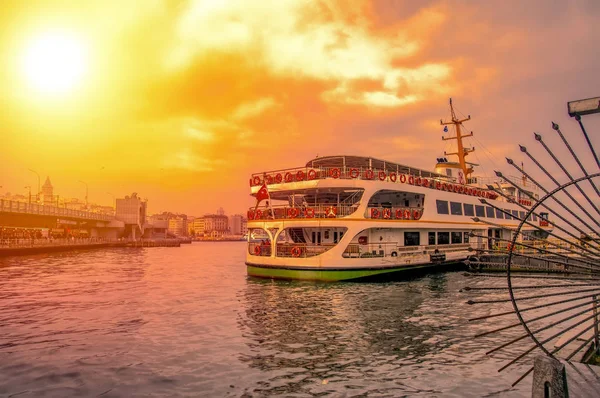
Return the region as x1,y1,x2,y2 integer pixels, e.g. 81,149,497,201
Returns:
404,232,420,246
436,200,449,215
532,214,538,222
485,206,495,218
495,208,504,219
450,202,463,215
437,232,450,245
428,232,436,245
519,211,526,220
527,214,532,222
333,231,338,243
505,209,512,220
405,199,410,207
464,204,475,217
451,232,462,244
324,230,330,239
475,205,485,217
463,232,470,243
511,210,519,219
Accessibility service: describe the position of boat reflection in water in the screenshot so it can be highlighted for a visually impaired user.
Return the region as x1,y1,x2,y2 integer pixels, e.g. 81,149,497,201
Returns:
237,273,518,396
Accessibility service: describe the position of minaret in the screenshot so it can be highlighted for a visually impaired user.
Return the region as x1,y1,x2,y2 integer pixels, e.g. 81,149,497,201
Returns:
42,176,54,205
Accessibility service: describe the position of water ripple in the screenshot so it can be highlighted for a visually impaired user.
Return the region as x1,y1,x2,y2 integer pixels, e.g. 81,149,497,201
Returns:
0,243,530,396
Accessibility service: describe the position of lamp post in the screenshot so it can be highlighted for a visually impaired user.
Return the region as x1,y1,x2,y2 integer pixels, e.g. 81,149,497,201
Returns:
78,180,88,209
106,192,115,215
28,169,40,202
24,185,31,205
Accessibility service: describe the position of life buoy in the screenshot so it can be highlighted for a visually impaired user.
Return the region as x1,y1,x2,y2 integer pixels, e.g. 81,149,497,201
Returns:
400,174,407,183
378,171,386,181
349,168,359,178
304,208,315,218
247,210,254,220
389,172,397,182
415,177,422,186
507,242,513,252
395,209,403,219
285,172,293,182
330,168,341,179
436,181,442,190
325,206,337,218
308,169,317,180
255,209,263,219
423,178,429,187
266,175,273,184
365,169,374,179
454,185,460,193
254,245,261,255
296,170,305,181
383,208,391,219
291,246,302,257
408,175,415,185
403,209,410,219
249,178,253,187
370,208,380,218
442,183,448,191
275,173,283,183
413,210,421,219
459,185,464,193
253,176,261,186
288,208,299,218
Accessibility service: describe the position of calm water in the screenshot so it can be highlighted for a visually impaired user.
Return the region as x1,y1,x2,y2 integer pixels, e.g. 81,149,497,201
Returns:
0,243,532,397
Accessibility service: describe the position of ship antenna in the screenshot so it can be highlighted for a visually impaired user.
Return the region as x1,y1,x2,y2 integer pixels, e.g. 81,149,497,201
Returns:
440,98,475,181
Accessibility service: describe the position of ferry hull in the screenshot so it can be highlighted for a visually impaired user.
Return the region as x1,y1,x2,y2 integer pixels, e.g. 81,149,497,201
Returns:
246,261,465,282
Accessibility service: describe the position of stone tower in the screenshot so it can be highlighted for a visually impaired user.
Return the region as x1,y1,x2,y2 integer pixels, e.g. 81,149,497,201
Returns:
42,176,53,205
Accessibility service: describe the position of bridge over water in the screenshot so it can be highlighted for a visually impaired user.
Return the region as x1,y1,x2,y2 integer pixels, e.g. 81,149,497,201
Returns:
0,199,125,239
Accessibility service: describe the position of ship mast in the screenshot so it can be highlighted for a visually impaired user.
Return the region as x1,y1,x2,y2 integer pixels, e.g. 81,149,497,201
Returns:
440,98,475,181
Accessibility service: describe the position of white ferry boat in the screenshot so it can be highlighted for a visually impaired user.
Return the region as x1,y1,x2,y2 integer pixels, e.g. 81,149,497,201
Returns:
245,99,551,281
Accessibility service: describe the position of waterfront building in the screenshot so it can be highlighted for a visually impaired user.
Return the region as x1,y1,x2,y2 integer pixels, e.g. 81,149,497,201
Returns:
192,217,205,237
204,214,228,238
168,216,188,237
229,214,247,236
42,177,53,205
115,193,147,239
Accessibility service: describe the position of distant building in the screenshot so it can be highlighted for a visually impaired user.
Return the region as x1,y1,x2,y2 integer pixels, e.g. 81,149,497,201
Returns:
229,214,248,235
168,217,188,237
204,214,228,238
116,193,147,239
42,176,53,205
192,218,205,237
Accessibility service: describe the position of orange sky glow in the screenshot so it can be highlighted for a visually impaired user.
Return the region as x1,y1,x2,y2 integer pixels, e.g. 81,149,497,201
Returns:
1,0,599,216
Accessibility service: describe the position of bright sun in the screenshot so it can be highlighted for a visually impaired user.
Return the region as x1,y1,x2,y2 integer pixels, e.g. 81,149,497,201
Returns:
21,30,88,96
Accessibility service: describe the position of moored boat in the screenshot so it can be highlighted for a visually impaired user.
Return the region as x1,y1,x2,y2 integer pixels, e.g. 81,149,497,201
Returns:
245,99,551,281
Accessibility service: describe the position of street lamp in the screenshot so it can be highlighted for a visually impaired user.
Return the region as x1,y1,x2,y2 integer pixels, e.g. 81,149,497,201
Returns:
78,180,88,208
28,169,40,202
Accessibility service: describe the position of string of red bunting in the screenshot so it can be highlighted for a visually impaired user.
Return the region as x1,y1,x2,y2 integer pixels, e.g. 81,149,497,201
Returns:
249,167,499,200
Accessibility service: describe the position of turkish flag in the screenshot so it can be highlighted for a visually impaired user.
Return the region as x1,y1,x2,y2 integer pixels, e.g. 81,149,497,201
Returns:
256,183,270,203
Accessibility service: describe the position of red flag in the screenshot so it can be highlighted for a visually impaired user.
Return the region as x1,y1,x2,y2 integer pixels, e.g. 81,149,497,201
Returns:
256,183,270,203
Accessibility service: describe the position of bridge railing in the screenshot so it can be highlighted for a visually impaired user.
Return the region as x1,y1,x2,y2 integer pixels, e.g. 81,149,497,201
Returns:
0,199,114,221
0,237,116,248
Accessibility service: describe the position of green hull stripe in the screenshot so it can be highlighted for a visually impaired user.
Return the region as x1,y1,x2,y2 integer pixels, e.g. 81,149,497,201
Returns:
247,263,450,281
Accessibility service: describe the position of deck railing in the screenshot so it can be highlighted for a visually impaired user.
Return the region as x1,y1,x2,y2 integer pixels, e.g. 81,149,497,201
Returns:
250,166,499,201
343,242,472,258
250,166,440,186
0,199,114,221
248,204,359,220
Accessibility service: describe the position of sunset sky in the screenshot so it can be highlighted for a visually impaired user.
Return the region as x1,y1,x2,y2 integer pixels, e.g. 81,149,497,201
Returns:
1,0,599,216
